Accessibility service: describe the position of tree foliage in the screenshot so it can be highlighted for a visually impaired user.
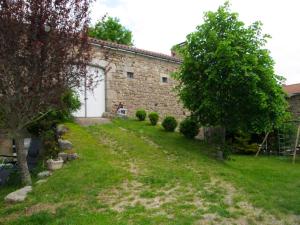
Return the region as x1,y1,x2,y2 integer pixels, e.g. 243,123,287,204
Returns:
175,2,289,134
0,0,92,184
89,15,133,45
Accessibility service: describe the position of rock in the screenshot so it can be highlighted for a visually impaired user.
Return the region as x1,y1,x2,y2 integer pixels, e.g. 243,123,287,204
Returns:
56,124,68,136
36,179,47,184
47,158,64,171
58,152,68,162
58,139,72,150
5,186,32,203
37,171,52,179
67,153,79,161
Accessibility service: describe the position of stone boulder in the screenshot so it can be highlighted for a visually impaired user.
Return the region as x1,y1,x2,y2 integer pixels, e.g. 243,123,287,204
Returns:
5,186,32,203
56,124,68,136
58,139,72,150
37,171,52,179
68,153,79,161
58,152,68,162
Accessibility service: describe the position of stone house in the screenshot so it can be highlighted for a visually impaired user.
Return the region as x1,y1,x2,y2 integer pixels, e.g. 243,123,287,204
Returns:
283,83,300,119
74,39,186,120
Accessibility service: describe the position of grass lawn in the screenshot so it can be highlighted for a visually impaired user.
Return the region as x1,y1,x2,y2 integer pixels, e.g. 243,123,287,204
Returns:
0,119,300,224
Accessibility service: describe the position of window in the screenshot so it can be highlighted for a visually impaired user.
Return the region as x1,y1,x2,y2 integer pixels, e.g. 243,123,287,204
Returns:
127,72,134,79
161,76,168,83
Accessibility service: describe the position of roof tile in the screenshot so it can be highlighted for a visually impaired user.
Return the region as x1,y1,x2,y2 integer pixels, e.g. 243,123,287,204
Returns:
89,38,182,64
283,83,300,95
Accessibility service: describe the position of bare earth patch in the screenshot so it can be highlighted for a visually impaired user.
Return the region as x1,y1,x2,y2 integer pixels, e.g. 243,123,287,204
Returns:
97,180,203,214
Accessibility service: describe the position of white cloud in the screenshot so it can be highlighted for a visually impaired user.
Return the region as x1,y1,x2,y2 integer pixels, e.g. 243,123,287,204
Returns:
91,0,300,84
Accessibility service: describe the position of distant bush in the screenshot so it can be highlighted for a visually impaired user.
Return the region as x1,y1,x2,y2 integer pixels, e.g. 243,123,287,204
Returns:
148,112,159,125
136,109,147,121
179,117,199,139
162,116,177,132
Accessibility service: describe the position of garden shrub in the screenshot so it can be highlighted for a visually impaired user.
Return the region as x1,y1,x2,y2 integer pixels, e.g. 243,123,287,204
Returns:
27,89,80,158
231,131,259,154
42,129,60,158
148,112,159,125
179,117,199,138
162,116,177,132
136,109,147,121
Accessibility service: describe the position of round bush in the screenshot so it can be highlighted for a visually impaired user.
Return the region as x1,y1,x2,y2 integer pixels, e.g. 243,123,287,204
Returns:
148,112,159,125
136,109,147,121
162,116,177,132
179,117,199,139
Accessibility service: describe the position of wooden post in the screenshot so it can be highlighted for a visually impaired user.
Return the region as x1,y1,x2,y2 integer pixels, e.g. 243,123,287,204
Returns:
292,125,300,164
255,132,270,157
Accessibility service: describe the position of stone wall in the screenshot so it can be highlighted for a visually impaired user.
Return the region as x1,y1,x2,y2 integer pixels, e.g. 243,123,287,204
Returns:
91,45,187,120
288,95,300,119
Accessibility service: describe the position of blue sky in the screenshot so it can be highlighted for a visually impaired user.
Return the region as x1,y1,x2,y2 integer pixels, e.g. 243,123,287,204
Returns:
91,0,300,84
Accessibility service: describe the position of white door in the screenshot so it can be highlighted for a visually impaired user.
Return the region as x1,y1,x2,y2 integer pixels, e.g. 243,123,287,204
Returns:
74,66,105,117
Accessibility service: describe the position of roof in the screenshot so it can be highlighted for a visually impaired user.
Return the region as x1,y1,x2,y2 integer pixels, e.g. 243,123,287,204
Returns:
283,83,300,96
89,38,182,64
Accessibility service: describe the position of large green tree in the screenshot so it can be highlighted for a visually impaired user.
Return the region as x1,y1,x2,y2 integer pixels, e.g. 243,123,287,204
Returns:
89,15,133,45
175,2,289,137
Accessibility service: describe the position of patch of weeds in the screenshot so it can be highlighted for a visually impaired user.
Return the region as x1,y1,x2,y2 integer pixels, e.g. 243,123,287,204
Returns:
140,190,156,198
121,204,147,217
9,211,55,225
157,191,165,196
201,190,222,203
255,213,264,222
176,203,196,211
208,204,231,218
229,210,245,219
139,176,167,188
128,196,135,201
246,217,256,224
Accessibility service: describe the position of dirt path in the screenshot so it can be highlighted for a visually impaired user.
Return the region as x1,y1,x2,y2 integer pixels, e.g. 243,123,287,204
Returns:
96,126,300,225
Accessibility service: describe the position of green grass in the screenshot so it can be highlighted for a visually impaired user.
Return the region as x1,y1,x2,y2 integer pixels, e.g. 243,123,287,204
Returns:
1,119,300,224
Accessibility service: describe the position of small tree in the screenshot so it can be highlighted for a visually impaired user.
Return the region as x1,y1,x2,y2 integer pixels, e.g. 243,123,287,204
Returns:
175,2,289,145
0,0,93,185
89,15,133,46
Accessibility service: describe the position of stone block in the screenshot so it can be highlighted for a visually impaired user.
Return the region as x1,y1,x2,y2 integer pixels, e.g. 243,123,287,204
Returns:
58,139,72,150
56,124,68,136
5,186,32,203
37,171,52,179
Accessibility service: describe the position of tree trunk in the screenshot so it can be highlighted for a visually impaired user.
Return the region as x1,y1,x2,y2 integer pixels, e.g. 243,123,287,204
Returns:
15,132,32,185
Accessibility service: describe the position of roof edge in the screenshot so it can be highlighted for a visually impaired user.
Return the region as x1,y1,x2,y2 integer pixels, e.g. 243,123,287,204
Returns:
89,38,182,64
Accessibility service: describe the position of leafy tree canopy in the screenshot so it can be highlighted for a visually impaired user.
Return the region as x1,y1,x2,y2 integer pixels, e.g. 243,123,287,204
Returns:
89,15,133,46
0,0,92,185
175,2,289,134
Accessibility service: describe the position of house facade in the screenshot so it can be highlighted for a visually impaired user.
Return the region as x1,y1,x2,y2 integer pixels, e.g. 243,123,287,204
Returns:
74,39,186,120
283,83,300,119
